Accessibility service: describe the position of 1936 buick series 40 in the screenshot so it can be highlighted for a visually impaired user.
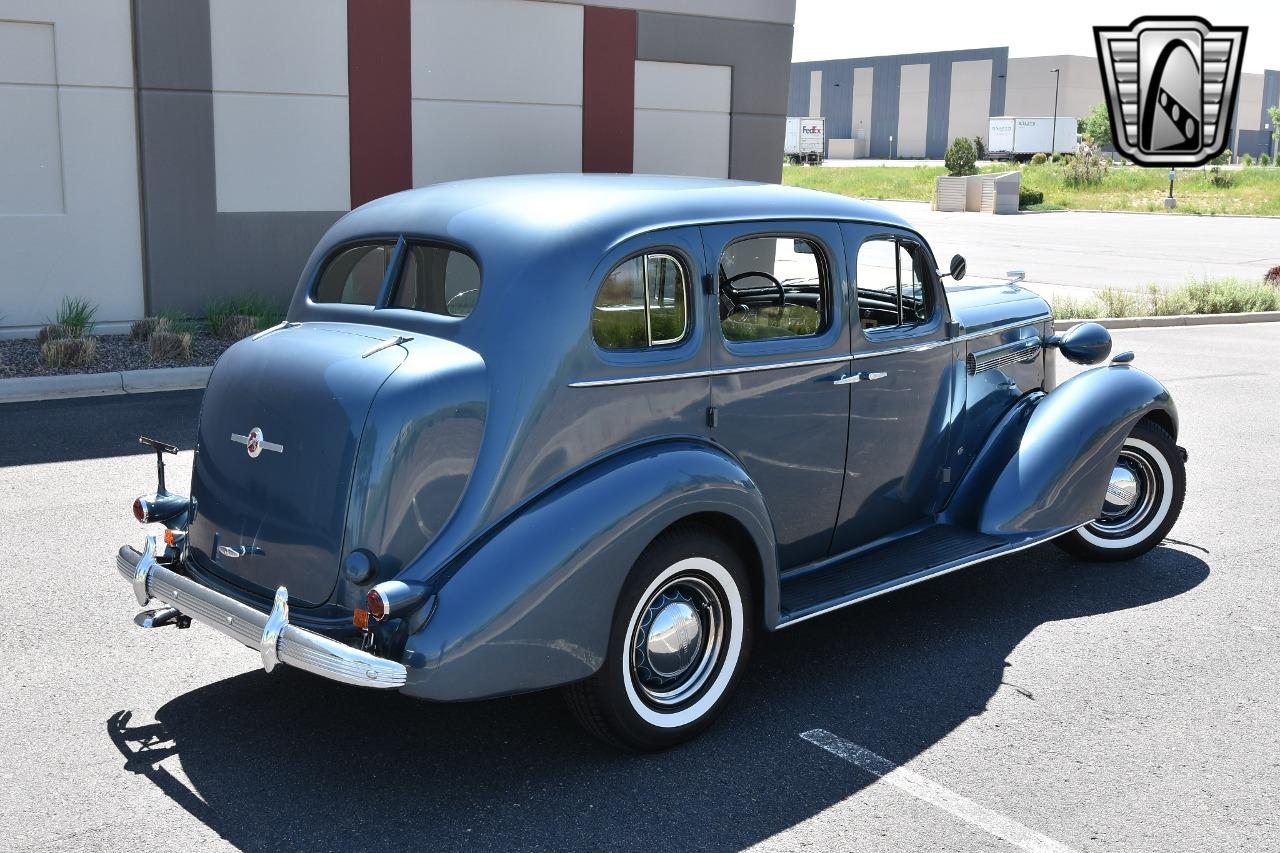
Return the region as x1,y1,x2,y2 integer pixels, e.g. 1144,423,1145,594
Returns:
117,175,1185,750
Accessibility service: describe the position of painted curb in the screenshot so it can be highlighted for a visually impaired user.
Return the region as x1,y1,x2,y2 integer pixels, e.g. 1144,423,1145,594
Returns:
0,365,211,405
1053,311,1280,332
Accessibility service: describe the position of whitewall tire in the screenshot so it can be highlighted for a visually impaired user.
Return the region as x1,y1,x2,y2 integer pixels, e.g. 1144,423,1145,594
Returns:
1057,420,1185,562
565,525,754,750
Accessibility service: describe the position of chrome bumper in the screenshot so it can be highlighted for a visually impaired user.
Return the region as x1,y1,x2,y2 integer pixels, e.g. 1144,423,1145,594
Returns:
116,537,407,689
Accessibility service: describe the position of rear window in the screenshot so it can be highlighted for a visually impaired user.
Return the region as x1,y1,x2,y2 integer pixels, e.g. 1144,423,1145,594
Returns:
313,243,394,305
312,241,481,318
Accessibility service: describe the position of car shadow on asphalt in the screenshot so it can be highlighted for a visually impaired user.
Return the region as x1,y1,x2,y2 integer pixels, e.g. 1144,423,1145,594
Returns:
0,390,202,467
107,543,1208,852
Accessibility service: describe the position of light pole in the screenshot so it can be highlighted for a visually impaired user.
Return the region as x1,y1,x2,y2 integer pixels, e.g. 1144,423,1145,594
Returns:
1050,67,1061,156
889,134,894,161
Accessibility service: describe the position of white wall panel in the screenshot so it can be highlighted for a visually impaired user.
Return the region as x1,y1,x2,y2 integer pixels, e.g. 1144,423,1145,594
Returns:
948,59,992,145
852,66,873,141
0,85,64,214
412,100,582,185
210,0,348,96
214,93,351,212
0,20,55,84
634,60,731,178
634,109,730,177
411,0,583,105
808,69,822,116
0,0,133,86
896,63,929,158
636,61,731,113
541,0,794,24
0,1,142,333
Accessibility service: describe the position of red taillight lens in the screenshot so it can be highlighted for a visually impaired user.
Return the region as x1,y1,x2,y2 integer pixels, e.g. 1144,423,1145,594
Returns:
367,589,387,621
132,497,147,523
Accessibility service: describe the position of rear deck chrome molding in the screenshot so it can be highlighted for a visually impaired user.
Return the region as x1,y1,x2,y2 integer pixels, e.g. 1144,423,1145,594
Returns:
568,315,1053,388
775,523,1083,629
116,543,407,689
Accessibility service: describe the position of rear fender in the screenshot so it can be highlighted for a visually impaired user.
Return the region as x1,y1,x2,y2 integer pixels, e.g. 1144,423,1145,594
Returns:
944,365,1177,536
400,440,777,701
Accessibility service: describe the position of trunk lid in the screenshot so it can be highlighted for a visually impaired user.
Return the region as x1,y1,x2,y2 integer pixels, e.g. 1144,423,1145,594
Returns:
187,324,405,606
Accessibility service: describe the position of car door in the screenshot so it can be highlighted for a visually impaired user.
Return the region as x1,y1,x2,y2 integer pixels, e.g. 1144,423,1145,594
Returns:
829,223,959,554
701,221,851,570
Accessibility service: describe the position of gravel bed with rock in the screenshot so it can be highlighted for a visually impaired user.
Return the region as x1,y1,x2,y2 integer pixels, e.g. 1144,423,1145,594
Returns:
0,332,235,378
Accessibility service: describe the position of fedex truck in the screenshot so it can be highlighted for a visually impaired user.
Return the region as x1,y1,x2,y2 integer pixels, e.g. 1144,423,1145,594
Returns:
987,116,1078,161
785,117,825,165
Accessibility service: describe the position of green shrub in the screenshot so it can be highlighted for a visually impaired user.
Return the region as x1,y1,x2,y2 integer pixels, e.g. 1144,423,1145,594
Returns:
1179,278,1280,313
972,135,987,160
130,316,166,341
1208,165,1233,188
49,296,97,337
1265,265,1280,285
1261,153,1272,167
1061,142,1108,187
1051,295,1104,320
1018,187,1044,208
41,336,96,368
1030,152,1047,166
1242,153,1254,167
206,294,284,339
1211,148,1232,166
944,137,978,176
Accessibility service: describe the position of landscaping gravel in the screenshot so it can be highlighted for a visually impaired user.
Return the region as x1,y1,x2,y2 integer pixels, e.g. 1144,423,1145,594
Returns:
0,332,235,378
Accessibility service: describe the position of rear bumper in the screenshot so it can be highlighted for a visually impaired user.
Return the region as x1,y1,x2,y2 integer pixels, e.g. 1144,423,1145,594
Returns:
116,537,407,689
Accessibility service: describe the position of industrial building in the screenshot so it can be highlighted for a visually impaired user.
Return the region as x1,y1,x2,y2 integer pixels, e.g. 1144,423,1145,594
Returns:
0,0,796,335
790,48,1279,161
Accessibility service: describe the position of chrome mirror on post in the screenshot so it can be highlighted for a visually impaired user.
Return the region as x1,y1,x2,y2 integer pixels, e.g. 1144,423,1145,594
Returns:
948,254,966,281
1006,269,1026,286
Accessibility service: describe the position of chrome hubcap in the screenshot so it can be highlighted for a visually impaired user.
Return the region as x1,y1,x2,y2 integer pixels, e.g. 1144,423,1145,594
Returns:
631,576,725,707
1091,449,1159,536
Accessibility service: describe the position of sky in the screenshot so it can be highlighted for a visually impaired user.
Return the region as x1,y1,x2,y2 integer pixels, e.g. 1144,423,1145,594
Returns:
791,0,1279,74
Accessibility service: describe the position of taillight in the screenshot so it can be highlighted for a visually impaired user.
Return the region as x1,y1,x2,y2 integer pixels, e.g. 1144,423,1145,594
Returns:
367,588,387,621
132,497,149,523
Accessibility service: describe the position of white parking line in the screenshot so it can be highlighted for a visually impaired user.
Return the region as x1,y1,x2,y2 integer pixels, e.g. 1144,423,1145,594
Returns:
801,729,1080,853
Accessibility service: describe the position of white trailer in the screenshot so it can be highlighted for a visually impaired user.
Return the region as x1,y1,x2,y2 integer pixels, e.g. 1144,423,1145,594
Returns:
987,116,1078,160
785,117,825,165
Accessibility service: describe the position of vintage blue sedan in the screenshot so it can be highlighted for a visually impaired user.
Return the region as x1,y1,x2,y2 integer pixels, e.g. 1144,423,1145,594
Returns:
117,175,1185,750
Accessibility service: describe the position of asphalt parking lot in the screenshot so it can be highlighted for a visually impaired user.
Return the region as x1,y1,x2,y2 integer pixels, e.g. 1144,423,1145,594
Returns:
875,200,1280,295
1,323,1277,852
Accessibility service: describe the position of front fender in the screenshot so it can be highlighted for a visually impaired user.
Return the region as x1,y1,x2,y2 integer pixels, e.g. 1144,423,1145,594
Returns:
945,364,1176,537
400,440,777,701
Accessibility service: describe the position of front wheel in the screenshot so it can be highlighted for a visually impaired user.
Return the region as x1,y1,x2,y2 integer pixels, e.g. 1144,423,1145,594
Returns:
565,526,753,751
1055,420,1185,561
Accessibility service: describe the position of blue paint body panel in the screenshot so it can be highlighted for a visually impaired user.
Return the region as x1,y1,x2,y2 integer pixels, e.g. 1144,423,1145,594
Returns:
172,174,1179,700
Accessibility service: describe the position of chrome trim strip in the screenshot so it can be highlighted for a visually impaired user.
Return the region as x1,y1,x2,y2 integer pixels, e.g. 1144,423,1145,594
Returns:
568,352,853,388
115,547,408,689
568,315,1052,388
776,523,1085,629
967,336,1042,375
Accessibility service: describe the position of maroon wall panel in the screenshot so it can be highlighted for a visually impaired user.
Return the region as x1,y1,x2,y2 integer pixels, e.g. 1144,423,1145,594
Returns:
582,6,636,173
348,0,412,207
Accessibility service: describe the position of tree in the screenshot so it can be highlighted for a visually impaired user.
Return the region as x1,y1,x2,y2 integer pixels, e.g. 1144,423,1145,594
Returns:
1082,102,1113,146
944,137,977,176
1270,106,1280,154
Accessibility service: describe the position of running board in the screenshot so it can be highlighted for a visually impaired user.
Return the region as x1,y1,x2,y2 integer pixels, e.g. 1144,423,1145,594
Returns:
777,524,1078,628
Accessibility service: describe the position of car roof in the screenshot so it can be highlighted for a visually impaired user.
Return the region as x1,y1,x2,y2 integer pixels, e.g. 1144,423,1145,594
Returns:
322,174,912,262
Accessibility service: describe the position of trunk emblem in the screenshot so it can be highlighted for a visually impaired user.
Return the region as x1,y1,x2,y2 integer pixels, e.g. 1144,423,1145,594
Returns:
231,427,283,458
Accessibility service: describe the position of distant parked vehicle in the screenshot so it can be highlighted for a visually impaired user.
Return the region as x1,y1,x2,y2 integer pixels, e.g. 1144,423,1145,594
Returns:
988,116,1079,161
116,175,1186,751
785,116,825,164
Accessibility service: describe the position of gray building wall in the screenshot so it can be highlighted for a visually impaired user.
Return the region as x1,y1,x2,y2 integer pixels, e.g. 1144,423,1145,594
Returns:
789,48,1008,159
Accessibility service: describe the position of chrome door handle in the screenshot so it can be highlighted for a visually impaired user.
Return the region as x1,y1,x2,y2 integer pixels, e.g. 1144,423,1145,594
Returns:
834,371,887,385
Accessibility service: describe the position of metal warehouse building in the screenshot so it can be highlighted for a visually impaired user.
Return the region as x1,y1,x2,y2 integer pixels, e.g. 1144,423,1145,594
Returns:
790,48,1279,161
0,0,795,335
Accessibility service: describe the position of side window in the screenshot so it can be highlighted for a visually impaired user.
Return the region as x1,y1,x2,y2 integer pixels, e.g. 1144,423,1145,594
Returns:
592,252,689,350
313,243,395,305
855,237,934,331
718,236,827,342
391,244,482,318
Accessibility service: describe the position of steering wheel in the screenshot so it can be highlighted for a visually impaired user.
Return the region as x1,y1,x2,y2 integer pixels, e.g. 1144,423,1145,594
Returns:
723,271,786,306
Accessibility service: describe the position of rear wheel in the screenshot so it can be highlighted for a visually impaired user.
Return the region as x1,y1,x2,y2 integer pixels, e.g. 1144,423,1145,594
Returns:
565,525,753,751
1056,420,1185,561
